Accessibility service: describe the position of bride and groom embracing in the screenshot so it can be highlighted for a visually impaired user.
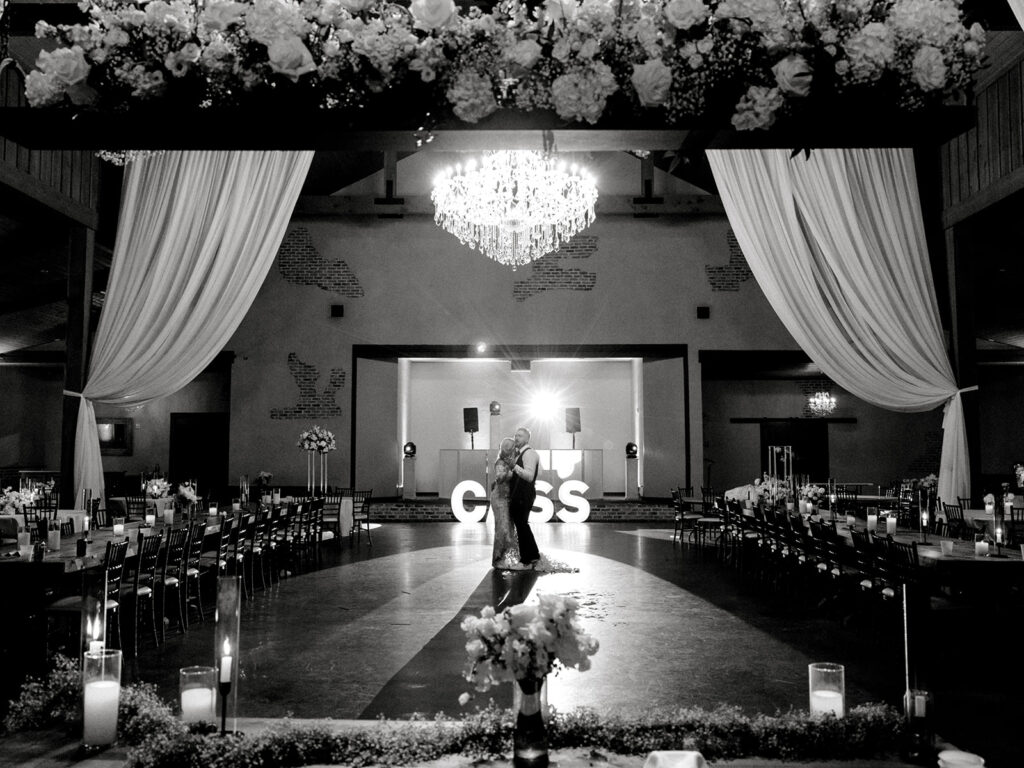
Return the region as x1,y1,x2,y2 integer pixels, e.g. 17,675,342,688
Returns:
489,426,582,574
491,426,541,570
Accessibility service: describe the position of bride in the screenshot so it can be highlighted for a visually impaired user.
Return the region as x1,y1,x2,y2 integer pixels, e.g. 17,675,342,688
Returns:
490,437,578,573
491,437,522,569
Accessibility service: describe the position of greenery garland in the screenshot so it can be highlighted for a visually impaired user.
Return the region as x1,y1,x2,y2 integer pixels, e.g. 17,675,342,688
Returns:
2,655,907,766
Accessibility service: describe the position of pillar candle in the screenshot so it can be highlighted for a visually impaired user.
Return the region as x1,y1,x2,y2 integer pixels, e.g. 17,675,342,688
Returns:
975,539,989,557
886,516,897,535
867,514,878,532
145,514,156,526
112,523,124,536
83,680,119,746
181,687,215,723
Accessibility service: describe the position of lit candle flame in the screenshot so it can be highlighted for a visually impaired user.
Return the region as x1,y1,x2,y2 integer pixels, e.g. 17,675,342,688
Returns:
222,637,231,656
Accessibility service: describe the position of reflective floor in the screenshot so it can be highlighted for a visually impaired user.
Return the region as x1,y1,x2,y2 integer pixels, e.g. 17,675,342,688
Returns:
127,523,1015,766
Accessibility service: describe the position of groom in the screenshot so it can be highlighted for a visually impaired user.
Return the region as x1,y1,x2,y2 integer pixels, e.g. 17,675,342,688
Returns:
509,426,541,566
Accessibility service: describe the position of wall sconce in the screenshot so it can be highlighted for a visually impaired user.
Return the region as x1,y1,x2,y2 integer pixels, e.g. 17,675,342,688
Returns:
489,401,501,415
625,442,638,458
403,442,417,457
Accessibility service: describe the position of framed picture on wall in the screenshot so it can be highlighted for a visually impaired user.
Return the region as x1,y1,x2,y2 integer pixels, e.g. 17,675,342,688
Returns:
97,417,133,456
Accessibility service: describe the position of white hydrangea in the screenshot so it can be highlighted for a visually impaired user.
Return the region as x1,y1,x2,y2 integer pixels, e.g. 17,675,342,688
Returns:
244,0,310,46
25,70,64,107
911,45,947,92
841,22,894,83
446,71,498,123
889,0,962,48
731,84,783,131
550,61,618,124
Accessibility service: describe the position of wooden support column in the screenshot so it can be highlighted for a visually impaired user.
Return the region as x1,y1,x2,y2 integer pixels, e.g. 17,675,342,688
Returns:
916,146,981,499
946,224,981,498
60,225,95,506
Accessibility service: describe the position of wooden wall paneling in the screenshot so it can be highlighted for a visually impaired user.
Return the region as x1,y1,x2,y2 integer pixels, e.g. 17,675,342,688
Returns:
967,125,979,196
977,87,990,191
1010,62,1023,172
942,141,952,210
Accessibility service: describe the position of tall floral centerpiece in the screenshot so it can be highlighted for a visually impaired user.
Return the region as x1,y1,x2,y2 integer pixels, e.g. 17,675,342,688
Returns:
799,482,826,514
460,594,599,768
144,478,170,499
1,487,37,515
298,426,336,495
175,482,198,515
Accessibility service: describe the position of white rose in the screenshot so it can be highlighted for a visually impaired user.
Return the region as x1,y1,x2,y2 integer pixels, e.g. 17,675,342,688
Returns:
772,54,812,97
266,35,317,82
37,46,90,86
202,1,247,32
578,38,599,59
410,0,457,32
543,0,577,23
663,0,708,31
911,45,946,91
963,41,980,58
339,0,375,11
458,692,471,706
630,59,672,107
508,39,542,69
24,70,63,107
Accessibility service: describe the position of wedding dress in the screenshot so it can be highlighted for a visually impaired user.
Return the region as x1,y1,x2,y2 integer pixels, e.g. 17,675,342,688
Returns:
491,459,578,573
491,460,521,568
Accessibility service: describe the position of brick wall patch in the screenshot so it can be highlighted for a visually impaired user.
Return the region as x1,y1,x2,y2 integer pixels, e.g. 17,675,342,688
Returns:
705,229,754,292
270,352,346,420
799,378,835,419
278,227,364,297
512,235,598,302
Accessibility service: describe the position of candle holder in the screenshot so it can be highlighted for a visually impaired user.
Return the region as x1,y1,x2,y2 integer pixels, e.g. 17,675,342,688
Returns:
82,649,121,752
180,666,217,724
808,662,845,718
214,575,241,735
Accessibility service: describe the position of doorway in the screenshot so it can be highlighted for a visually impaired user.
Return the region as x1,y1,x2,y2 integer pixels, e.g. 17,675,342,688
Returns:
169,413,229,501
759,420,829,481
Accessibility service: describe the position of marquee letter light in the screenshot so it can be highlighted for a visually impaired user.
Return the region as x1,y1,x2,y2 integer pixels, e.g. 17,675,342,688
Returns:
451,480,489,523
529,481,555,523
555,480,591,523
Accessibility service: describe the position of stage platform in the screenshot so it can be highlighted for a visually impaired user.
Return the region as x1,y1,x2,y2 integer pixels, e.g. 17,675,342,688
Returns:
371,498,675,522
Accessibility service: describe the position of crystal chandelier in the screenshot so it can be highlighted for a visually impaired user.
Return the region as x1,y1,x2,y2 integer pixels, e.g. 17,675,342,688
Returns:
431,151,598,269
808,391,837,416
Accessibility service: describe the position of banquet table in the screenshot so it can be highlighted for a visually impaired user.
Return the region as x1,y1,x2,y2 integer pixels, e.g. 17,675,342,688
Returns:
107,495,175,519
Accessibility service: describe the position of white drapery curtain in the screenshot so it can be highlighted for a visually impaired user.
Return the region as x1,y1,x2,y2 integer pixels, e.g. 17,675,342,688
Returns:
706,147,972,503
1010,0,1024,31
71,150,314,505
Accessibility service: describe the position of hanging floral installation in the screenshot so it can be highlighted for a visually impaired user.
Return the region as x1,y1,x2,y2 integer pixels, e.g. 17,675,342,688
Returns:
25,0,985,132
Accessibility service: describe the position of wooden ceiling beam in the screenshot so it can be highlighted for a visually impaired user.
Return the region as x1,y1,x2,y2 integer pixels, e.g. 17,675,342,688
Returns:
294,193,723,217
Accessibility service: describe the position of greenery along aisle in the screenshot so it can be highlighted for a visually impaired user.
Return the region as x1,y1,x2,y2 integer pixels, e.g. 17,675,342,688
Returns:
25,0,985,133
2,656,910,768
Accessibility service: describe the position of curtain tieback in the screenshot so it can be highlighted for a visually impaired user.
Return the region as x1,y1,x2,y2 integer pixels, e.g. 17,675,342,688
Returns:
63,390,85,398
957,386,979,395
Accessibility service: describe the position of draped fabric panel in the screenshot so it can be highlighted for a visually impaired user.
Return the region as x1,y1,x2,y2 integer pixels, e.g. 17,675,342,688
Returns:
73,150,314,505
1010,0,1024,31
706,148,971,503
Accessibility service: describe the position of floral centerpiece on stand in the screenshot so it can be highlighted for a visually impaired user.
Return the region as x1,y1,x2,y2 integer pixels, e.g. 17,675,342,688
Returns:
1,487,38,515
752,473,790,509
299,425,336,494
174,482,198,513
799,482,826,510
144,478,171,499
460,593,599,767
23,0,985,136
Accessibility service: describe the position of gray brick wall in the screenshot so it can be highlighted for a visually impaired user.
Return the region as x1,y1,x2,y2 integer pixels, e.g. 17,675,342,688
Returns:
270,352,346,420
705,230,754,291
368,500,674,522
513,235,598,302
799,378,835,418
278,227,365,297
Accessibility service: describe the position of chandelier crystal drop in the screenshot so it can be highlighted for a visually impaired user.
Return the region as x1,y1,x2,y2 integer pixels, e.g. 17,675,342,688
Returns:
431,151,598,269
808,391,837,417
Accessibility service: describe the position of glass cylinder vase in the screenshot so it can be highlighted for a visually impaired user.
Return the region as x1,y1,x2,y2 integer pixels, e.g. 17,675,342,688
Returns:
513,677,549,768
82,649,121,749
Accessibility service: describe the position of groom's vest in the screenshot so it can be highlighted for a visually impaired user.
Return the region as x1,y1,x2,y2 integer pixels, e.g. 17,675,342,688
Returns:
510,448,538,507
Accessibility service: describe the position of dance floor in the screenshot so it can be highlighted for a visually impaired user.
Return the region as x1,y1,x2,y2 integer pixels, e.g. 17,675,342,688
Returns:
129,522,1014,765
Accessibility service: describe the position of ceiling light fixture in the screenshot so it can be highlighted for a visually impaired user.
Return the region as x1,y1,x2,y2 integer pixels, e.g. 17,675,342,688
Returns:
431,151,597,269
808,391,837,417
